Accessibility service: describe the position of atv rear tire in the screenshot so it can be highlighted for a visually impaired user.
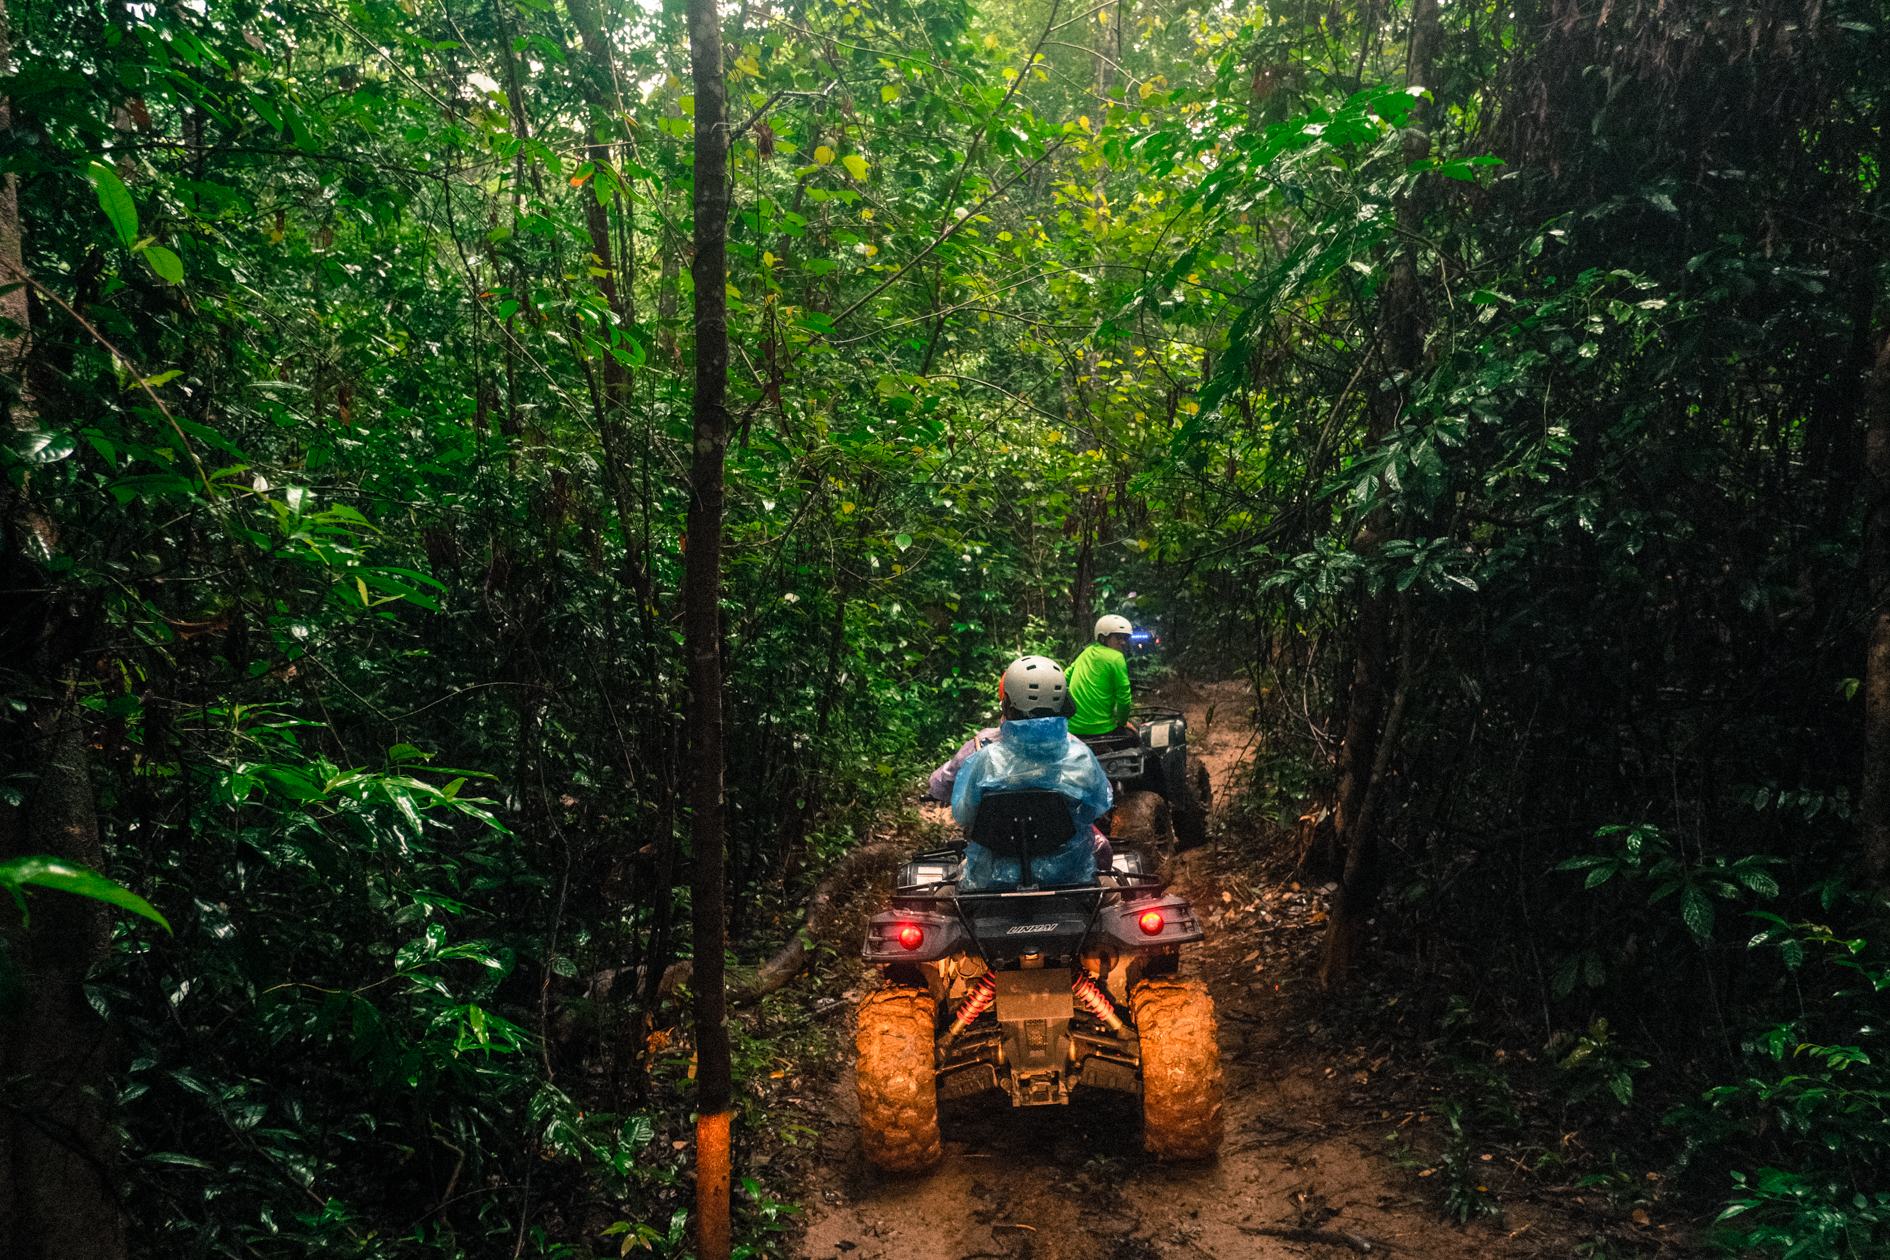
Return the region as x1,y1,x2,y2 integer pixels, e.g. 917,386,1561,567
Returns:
855,986,942,1172
1114,789,1174,858
1131,978,1224,1160
1171,757,1211,853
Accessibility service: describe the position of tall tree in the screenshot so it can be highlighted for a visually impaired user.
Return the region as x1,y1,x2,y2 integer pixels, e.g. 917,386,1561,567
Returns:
684,0,733,1255
1319,0,1438,991
1866,320,1890,897
0,0,24,399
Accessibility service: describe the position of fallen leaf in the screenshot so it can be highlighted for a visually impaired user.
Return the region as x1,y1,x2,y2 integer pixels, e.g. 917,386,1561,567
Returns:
1632,1210,1650,1227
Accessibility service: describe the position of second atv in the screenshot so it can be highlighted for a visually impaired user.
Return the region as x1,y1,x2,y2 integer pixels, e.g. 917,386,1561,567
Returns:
1080,706,1213,853
855,787,1224,1172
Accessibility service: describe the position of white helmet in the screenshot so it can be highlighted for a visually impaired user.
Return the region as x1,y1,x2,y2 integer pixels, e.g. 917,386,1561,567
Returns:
1094,614,1134,640
1000,655,1068,719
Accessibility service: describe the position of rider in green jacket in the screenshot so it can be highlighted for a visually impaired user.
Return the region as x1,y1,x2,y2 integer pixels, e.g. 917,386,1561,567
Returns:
1067,614,1135,736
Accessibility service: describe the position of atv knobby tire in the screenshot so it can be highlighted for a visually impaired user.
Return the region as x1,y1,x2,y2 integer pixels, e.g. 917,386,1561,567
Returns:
1113,789,1174,858
1131,978,1224,1160
855,986,942,1172
1171,757,1211,852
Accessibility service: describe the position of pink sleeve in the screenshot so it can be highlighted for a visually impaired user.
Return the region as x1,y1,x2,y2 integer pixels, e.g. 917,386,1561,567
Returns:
929,727,1000,800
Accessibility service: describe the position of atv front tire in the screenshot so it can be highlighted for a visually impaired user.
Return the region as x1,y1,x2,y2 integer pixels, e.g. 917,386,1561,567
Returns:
855,986,942,1172
1131,978,1224,1160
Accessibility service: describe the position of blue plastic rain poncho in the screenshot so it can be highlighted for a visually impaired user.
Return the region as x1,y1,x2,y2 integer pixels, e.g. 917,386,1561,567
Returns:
950,716,1113,891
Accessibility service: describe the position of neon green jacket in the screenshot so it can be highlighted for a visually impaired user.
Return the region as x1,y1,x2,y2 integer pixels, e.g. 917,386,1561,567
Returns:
1067,643,1132,735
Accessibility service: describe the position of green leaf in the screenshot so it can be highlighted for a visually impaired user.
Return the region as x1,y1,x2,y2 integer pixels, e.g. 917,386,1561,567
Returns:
1734,866,1780,898
1681,884,1715,939
8,429,77,465
894,533,912,551
87,162,138,249
0,856,171,932
142,245,184,285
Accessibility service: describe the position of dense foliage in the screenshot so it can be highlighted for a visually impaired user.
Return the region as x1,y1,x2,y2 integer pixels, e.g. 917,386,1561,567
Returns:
0,0,1885,1255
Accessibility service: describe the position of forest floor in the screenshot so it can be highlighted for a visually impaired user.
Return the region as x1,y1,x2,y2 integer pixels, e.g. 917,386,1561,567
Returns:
758,678,1707,1260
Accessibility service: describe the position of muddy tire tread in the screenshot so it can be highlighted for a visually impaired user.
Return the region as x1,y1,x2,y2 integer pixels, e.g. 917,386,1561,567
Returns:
1118,788,1174,859
1131,978,1224,1160
854,986,942,1172
1171,757,1211,852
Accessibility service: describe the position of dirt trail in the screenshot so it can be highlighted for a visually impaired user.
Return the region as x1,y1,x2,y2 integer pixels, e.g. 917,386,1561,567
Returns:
787,681,1578,1260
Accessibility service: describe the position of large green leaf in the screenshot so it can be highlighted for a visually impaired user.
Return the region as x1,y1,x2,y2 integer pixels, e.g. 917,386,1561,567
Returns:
86,162,138,249
0,856,171,932
142,245,184,285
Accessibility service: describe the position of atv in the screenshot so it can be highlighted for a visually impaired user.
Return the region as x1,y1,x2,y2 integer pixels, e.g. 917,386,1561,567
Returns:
855,787,1224,1172
1079,706,1212,853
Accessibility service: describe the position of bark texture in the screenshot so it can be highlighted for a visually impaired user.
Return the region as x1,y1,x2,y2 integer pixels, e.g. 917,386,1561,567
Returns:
0,700,126,1260
685,0,733,1254
0,0,29,408
1864,323,1890,894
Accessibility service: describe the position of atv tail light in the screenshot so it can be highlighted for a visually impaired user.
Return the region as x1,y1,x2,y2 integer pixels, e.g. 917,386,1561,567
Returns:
1137,909,1165,936
896,924,924,951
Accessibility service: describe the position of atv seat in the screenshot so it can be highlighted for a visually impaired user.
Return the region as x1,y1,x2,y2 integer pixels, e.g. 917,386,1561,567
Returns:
964,788,1095,891
1077,729,1140,755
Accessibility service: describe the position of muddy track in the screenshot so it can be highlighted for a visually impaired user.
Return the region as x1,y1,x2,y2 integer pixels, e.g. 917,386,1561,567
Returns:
784,680,1653,1260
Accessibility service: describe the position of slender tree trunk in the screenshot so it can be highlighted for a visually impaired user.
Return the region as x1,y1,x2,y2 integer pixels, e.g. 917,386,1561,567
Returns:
1071,515,1095,648
1094,1,1122,99
684,0,733,1255
1864,322,1890,895
1321,0,1437,992
0,692,127,1260
569,0,657,652
0,0,28,416
658,246,681,367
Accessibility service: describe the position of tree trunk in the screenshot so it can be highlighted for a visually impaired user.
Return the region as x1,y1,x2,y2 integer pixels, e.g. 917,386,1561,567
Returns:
1071,516,1095,648
0,0,29,416
1094,1,1123,99
684,0,733,1255
0,695,127,1260
1320,0,1437,992
568,0,657,649
1864,322,1890,895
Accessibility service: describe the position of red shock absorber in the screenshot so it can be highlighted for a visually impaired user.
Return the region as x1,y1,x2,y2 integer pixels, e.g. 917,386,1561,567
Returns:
944,972,998,1041
1071,973,1127,1034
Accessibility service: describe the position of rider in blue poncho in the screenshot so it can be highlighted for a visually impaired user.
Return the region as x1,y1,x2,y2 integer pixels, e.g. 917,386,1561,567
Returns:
951,655,1114,891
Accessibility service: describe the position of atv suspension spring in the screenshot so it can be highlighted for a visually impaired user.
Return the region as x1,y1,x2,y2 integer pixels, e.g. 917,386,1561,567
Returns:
1071,973,1127,1035
944,973,998,1042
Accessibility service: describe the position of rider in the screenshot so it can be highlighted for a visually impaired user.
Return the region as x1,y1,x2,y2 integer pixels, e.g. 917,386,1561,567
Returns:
950,655,1113,890
1067,614,1136,738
